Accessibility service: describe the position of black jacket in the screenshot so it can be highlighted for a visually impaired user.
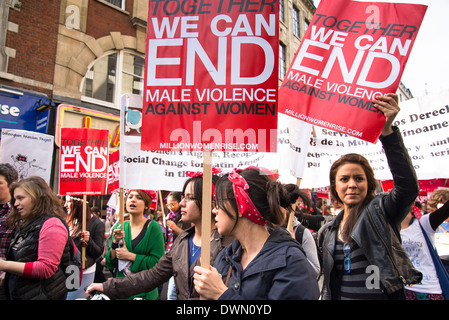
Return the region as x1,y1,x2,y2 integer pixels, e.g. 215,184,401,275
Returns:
5,216,71,300
73,215,105,270
215,227,320,300
319,128,422,300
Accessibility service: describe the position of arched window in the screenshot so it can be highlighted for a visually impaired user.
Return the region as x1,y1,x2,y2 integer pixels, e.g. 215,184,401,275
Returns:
81,51,144,109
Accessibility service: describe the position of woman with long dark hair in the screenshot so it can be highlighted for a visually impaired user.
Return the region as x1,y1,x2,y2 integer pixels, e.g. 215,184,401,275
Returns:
65,195,105,299
193,167,320,300
319,93,422,300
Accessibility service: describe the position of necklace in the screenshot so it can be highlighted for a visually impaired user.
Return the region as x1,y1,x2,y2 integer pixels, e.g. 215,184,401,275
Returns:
191,243,200,257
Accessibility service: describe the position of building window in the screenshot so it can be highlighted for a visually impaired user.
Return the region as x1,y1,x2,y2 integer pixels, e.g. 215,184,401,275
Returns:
81,51,144,108
104,0,125,10
279,0,285,22
304,18,310,33
292,7,300,37
279,42,287,80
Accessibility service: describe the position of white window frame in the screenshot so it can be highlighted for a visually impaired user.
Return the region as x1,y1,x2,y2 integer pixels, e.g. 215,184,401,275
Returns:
292,7,300,37
80,50,144,110
103,0,125,10
279,42,287,80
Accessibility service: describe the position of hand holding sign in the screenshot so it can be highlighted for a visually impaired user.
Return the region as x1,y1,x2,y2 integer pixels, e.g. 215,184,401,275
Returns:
373,93,399,136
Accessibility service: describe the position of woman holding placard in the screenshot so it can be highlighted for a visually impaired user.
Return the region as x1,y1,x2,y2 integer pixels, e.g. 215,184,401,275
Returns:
192,167,320,300
65,195,105,300
104,189,164,300
86,173,231,299
319,93,422,300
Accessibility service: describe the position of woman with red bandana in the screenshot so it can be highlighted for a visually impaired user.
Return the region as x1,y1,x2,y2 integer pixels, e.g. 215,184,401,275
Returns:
193,167,320,300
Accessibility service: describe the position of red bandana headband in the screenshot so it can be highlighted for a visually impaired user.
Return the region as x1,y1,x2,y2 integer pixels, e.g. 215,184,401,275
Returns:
127,189,158,210
228,168,267,226
412,206,422,219
65,195,88,204
185,168,222,198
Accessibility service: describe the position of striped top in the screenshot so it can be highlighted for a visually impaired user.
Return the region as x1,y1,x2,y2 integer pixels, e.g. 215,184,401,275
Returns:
334,238,386,300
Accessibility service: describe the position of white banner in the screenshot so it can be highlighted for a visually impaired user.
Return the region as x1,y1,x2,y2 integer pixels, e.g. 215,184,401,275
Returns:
120,94,278,191
0,129,54,183
119,89,449,191
295,89,449,188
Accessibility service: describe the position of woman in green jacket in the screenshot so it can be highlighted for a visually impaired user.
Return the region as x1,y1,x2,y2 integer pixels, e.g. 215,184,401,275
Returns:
105,189,165,300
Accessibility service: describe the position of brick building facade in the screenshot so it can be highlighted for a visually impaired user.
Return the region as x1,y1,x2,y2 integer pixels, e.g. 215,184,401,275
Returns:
1,0,411,192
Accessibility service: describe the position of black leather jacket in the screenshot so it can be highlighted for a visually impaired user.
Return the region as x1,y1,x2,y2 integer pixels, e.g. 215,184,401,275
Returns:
319,127,422,299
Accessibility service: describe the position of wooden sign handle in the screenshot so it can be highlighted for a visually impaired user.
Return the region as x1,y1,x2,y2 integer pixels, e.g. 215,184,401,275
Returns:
119,188,124,231
200,150,213,300
82,194,87,269
159,190,166,228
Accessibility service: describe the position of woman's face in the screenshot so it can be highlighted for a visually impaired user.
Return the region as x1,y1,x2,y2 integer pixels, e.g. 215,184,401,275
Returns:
0,175,10,205
13,187,34,218
335,163,368,208
180,182,201,224
166,196,180,213
213,201,237,236
64,198,73,214
127,191,148,215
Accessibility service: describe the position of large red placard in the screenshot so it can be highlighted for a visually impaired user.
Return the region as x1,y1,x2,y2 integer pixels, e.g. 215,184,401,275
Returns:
279,0,427,143
141,0,279,152
59,128,109,195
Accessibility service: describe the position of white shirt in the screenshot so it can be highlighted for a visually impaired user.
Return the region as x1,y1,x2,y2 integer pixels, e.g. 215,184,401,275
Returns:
400,214,442,294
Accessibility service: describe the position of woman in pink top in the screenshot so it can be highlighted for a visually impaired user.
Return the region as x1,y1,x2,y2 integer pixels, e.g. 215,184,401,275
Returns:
0,176,71,300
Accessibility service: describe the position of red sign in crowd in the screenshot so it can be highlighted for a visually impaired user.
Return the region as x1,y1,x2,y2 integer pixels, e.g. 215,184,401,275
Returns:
141,0,279,152
59,128,109,195
279,0,427,143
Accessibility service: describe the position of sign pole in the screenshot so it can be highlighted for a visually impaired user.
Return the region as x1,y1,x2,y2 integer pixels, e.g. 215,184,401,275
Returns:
159,190,166,228
82,194,87,269
119,188,124,230
200,150,213,300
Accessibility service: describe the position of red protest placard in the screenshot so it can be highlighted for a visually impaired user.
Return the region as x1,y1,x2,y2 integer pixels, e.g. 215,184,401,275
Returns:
279,0,427,143
141,0,279,152
107,149,119,193
59,128,109,195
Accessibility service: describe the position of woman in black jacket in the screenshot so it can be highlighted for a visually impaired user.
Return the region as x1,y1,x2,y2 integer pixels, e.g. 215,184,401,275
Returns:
193,167,320,300
319,93,422,300
1,176,71,300
65,195,105,299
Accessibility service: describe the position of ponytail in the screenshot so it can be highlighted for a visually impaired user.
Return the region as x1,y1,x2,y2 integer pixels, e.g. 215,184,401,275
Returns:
265,179,289,225
216,168,287,226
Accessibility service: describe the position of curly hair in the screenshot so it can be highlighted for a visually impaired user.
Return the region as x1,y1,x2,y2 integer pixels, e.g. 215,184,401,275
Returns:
427,189,449,211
